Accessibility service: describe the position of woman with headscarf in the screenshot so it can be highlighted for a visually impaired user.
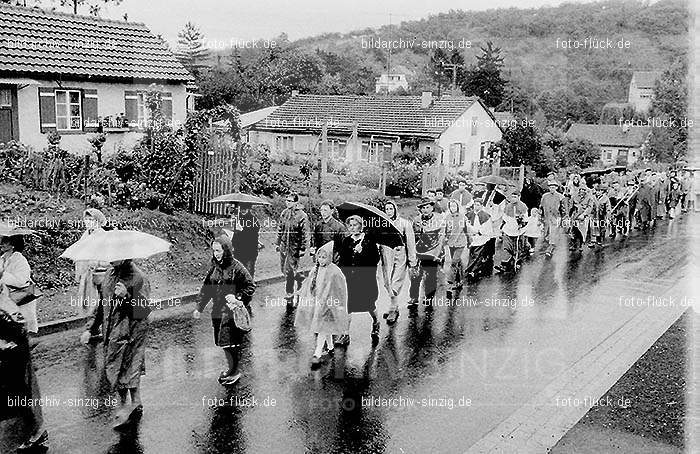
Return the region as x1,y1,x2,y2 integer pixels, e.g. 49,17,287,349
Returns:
0,285,48,451
0,234,39,335
444,200,467,299
337,215,381,345
74,208,109,318
80,258,152,429
295,241,348,367
193,235,255,386
379,201,416,325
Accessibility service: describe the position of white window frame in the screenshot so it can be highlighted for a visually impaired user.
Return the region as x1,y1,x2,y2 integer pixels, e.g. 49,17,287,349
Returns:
449,143,462,167
0,88,11,107
55,89,82,131
136,92,150,128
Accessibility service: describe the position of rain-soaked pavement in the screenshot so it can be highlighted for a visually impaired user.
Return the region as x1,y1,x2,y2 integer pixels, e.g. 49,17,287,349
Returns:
1,215,693,454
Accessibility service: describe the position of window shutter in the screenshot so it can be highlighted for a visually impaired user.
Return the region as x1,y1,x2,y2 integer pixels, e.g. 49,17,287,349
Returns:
124,90,138,128
38,87,56,133
83,89,99,132
459,144,465,165
161,92,173,126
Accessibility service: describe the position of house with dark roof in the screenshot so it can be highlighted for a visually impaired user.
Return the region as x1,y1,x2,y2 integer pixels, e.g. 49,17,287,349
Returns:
248,92,503,171
0,5,192,153
566,123,651,166
628,71,662,113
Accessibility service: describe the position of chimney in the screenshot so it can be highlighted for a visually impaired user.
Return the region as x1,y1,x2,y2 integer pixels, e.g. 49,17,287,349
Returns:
291,90,299,97
421,91,433,109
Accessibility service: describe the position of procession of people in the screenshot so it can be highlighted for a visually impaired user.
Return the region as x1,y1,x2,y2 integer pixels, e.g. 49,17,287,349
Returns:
0,165,694,451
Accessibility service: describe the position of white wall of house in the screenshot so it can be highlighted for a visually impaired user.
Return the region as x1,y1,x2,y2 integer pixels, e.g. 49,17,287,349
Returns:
600,145,641,166
628,81,654,113
437,103,503,170
375,73,409,93
16,80,187,155
251,130,319,161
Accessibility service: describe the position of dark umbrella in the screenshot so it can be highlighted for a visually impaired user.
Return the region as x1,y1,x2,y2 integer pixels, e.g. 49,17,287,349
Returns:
336,201,403,248
208,193,271,206
477,175,511,186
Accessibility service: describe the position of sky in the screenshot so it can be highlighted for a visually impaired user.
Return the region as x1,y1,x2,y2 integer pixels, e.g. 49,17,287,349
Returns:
88,0,599,47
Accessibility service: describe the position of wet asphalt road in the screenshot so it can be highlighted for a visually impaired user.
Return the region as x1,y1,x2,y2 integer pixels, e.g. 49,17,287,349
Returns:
1,215,693,454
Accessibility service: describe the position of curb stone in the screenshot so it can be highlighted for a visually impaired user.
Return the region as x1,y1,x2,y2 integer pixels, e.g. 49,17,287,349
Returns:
37,271,294,336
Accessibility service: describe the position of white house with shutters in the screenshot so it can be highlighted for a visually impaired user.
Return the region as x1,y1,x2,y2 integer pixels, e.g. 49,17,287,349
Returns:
248,92,504,172
0,5,191,154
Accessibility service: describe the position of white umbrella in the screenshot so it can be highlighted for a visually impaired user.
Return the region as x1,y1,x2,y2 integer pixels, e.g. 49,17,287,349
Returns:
60,230,171,262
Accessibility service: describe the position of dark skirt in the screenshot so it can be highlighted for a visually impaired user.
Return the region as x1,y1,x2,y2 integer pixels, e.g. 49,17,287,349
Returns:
0,341,40,423
342,266,379,314
213,313,246,348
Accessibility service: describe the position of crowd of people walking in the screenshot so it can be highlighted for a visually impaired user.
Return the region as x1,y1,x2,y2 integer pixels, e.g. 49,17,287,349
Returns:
0,165,694,452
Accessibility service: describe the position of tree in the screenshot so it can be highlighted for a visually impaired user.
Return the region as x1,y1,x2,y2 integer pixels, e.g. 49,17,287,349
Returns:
649,58,688,162
490,123,552,176
2,0,123,15
430,49,465,95
461,41,507,107
175,22,210,78
536,88,598,129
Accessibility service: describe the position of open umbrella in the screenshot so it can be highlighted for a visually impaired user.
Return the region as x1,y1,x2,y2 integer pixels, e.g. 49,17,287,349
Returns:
336,201,403,248
208,193,271,206
0,221,35,237
477,175,511,186
60,230,171,262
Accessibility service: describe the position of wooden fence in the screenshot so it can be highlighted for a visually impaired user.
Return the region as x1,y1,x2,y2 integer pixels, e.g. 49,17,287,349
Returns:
191,132,238,216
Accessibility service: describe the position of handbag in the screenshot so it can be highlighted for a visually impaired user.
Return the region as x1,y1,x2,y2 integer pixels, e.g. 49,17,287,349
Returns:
231,301,251,332
6,281,43,307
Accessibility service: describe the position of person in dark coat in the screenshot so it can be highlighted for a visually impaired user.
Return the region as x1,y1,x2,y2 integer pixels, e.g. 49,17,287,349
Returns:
81,259,152,429
337,215,381,344
310,199,346,264
0,286,48,451
521,177,543,211
276,193,311,304
229,204,261,279
409,198,446,312
193,235,255,386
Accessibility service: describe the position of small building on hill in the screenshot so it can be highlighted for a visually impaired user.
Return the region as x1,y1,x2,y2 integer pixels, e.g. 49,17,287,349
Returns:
248,92,504,172
628,71,662,113
566,123,651,166
375,65,411,94
0,5,192,153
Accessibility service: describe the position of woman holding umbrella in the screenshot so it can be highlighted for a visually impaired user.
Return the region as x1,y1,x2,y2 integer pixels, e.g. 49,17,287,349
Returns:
193,234,255,386
337,215,382,344
80,257,152,428
66,230,170,429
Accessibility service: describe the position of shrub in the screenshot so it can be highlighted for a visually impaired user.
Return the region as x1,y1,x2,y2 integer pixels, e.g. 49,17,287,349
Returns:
0,141,29,183
345,162,380,188
386,165,421,197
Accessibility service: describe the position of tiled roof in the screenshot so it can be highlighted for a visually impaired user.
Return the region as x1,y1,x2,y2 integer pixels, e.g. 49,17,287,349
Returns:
240,106,279,128
0,5,191,82
631,71,662,89
252,94,489,138
566,123,651,148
